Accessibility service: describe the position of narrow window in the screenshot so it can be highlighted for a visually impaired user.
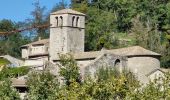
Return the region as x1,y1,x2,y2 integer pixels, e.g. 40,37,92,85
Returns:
76,17,79,27
62,37,65,51
60,16,63,26
55,17,58,27
72,16,75,26
114,59,120,67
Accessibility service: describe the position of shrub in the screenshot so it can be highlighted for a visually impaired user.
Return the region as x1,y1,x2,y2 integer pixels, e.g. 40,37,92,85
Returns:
0,79,20,100
59,54,80,85
27,71,59,100
0,66,29,81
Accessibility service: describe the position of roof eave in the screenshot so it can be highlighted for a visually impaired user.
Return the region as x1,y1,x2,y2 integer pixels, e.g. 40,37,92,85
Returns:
127,54,161,57
50,12,86,16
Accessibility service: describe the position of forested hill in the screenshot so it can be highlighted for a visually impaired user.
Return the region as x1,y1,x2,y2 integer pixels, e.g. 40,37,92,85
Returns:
0,0,169,67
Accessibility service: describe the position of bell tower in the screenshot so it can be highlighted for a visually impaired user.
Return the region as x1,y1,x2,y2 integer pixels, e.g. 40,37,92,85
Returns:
49,9,85,61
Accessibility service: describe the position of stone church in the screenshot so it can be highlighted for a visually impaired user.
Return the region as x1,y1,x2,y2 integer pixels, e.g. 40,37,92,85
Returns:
21,9,164,84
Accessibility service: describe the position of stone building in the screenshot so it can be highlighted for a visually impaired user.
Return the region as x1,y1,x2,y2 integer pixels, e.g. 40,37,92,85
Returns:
21,9,163,84
49,9,85,61
21,38,49,60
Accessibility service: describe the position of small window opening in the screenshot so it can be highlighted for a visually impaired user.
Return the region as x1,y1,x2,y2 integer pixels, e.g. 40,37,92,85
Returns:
76,17,79,27
62,37,65,46
55,17,58,27
60,16,63,26
114,59,120,67
72,16,75,26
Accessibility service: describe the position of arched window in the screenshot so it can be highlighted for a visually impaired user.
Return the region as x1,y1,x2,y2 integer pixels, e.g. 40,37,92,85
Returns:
76,17,79,27
55,17,58,27
114,59,120,67
60,16,63,26
72,16,75,26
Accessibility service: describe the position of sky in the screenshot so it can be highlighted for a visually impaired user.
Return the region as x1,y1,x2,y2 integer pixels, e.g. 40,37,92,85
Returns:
0,0,70,22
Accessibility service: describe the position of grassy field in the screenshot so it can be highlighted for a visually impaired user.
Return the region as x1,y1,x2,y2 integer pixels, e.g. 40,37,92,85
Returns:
0,58,11,66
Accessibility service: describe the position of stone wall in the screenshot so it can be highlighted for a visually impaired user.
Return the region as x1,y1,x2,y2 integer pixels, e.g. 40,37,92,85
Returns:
148,69,164,82
21,48,28,59
30,45,46,55
21,45,48,59
127,56,160,84
127,56,160,76
84,53,127,78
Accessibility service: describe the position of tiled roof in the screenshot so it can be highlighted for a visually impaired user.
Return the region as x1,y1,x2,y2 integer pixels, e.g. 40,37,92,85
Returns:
51,9,85,16
21,39,49,47
72,46,161,60
107,46,161,56
22,39,160,59
11,78,27,87
72,51,100,60
146,69,164,76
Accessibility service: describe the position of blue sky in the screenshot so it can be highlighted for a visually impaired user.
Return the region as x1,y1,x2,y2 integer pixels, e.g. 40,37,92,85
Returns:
0,0,70,22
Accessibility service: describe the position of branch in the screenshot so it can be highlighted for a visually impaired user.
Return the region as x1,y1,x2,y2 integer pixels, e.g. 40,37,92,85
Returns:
0,23,51,35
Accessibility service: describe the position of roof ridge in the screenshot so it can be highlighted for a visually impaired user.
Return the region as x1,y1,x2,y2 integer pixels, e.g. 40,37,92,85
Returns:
21,38,49,47
51,8,85,15
107,46,161,56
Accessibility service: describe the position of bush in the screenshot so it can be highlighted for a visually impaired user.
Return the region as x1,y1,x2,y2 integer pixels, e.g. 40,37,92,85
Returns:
0,66,29,81
27,71,59,100
161,56,170,68
0,79,20,100
59,54,80,85
0,58,11,66
56,67,139,100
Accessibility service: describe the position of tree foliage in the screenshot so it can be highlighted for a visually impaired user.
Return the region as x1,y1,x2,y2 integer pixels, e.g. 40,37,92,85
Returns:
0,0,169,67
0,79,20,100
71,0,170,67
29,0,48,39
27,71,59,100
24,65,170,100
59,54,80,85
0,19,30,58
0,66,29,81
1,56,170,99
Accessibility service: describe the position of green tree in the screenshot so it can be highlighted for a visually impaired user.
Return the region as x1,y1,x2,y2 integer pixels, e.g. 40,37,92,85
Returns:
27,71,59,100
29,0,48,39
0,19,30,58
0,66,29,81
85,7,119,50
59,54,80,85
126,72,170,100
57,67,139,100
90,0,136,32
0,79,20,100
71,0,88,13
51,0,67,12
